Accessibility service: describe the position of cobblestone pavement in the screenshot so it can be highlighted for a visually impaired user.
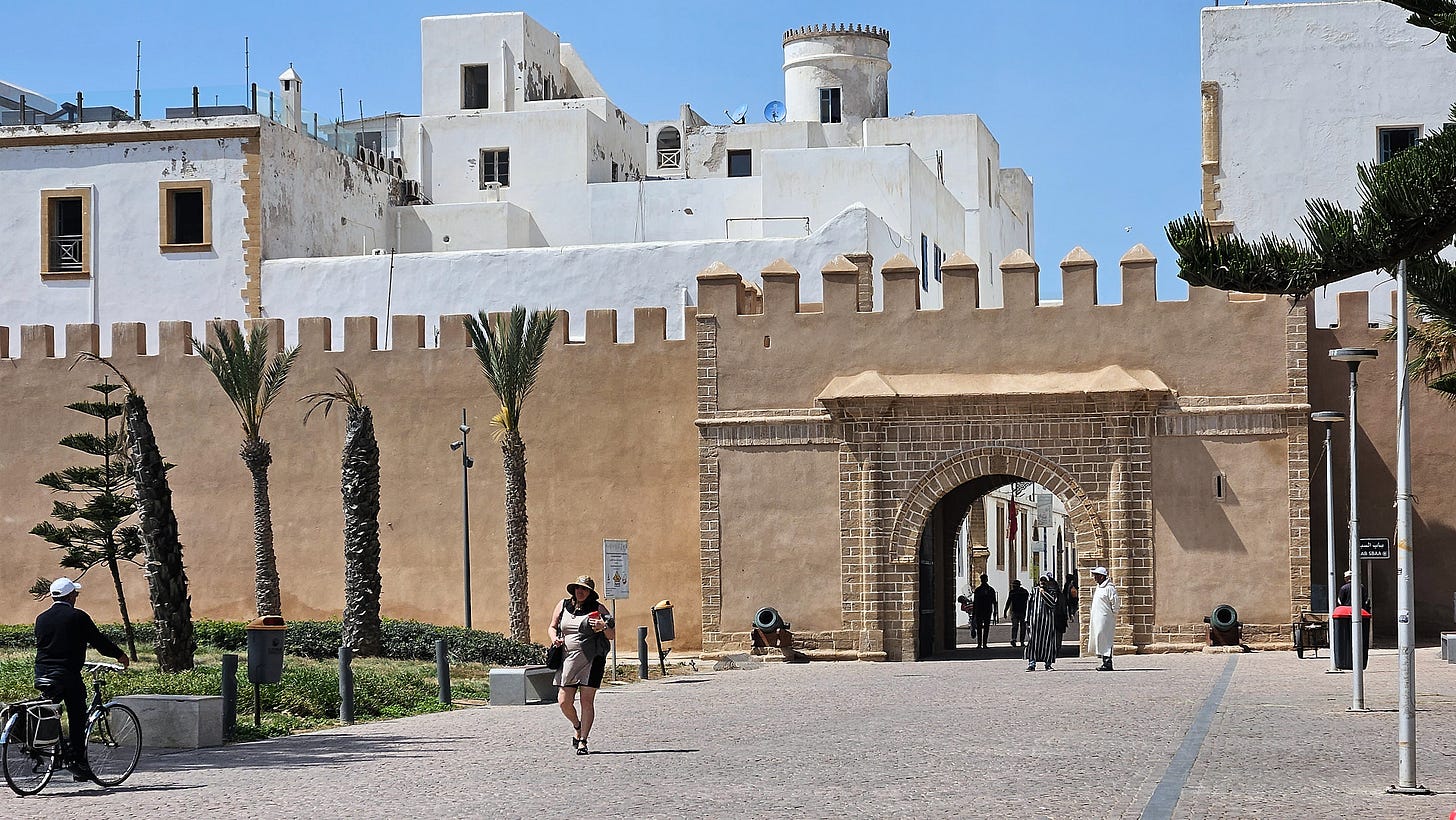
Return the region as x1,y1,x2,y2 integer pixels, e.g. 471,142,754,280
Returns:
13,648,1456,818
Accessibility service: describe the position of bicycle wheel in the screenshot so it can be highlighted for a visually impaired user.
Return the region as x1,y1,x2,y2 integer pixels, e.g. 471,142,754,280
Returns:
85,704,141,787
2,737,56,796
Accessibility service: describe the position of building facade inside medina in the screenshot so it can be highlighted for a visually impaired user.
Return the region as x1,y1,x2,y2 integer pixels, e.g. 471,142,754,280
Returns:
2,5,1455,659
0,12,1032,352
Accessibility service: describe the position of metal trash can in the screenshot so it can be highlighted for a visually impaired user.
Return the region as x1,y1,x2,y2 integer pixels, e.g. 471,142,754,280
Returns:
245,616,287,684
651,600,675,643
1331,606,1371,670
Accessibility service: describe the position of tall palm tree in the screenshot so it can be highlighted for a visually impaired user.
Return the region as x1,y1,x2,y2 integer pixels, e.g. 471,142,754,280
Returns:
302,369,383,655
463,307,556,643
193,323,299,618
74,354,195,672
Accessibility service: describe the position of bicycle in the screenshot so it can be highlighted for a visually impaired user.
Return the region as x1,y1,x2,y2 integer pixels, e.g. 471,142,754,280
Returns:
1,661,142,796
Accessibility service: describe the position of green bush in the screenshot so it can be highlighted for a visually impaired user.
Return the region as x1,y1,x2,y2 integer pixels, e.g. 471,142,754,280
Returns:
0,617,541,666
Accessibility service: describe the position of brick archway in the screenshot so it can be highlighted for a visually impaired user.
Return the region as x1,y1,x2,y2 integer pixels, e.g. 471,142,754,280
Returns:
884,446,1112,661
888,445,1107,567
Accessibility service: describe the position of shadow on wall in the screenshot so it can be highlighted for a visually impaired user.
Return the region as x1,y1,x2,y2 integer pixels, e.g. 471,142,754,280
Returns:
1158,439,1247,555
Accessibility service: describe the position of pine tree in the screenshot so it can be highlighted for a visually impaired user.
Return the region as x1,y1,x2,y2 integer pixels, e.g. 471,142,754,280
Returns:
30,379,142,661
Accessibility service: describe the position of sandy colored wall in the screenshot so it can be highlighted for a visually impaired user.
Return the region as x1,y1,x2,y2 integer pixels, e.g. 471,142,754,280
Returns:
717,445,843,633
1308,292,1456,639
0,310,702,648
1151,434,1291,625
701,251,1292,412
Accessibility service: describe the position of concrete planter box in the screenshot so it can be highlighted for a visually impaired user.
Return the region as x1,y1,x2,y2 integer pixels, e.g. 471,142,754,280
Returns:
113,694,224,748
1442,632,1456,662
488,666,557,705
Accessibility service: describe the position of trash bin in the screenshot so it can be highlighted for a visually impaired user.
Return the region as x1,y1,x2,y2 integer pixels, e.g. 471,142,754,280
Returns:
651,600,675,643
1331,606,1371,670
245,616,287,684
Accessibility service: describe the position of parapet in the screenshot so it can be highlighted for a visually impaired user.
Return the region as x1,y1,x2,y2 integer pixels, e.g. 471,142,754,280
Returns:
694,246,1274,322
784,23,890,46
0,308,696,361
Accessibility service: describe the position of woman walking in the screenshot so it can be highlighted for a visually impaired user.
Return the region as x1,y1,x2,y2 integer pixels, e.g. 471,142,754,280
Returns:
548,575,615,755
1024,573,1061,671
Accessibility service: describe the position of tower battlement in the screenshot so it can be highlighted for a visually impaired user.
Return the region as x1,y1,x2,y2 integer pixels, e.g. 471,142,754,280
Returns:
783,23,890,46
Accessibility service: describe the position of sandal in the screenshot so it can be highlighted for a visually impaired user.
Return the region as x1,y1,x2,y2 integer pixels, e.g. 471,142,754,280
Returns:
576,740,589,756
572,724,582,749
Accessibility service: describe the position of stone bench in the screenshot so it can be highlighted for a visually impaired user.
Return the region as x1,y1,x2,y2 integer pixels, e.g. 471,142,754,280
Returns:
1442,632,1456,662
113,694,223,748
488,666,557,705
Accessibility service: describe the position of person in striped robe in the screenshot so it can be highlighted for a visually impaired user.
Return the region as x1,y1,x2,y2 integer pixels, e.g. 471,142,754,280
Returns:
1024,573,1063,671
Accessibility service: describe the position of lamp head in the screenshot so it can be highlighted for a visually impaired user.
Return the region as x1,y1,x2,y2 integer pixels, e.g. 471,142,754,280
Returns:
450,440,463,451
1329,347,1378,363
459,423,471,435
1311,411,1347,424
463,456,474,469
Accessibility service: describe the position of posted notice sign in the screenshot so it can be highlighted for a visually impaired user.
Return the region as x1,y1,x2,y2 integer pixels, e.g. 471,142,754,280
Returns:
1358,537,1390,560
603,539,629,599
1036,494,1053,527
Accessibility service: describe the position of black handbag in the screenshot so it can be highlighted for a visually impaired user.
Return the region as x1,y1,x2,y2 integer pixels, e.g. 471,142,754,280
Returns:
545,643,565,670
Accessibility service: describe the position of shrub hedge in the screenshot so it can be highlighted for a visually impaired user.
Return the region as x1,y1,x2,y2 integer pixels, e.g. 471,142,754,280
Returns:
0,618,542,667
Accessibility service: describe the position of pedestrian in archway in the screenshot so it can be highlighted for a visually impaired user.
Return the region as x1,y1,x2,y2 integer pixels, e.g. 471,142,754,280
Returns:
1024,573,1061,671
1004,579,1029,647
970,574,998,649
1089,567,1118,671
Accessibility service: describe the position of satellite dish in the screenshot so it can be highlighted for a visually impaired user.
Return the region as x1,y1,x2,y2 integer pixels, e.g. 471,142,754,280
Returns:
764,100,786,123
728,104,748,125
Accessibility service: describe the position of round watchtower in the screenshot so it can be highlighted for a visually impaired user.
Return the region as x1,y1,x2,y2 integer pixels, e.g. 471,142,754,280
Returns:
782,24,890,135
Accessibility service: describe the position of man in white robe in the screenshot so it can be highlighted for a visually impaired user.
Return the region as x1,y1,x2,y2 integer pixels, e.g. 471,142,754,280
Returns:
1088,566,1118,671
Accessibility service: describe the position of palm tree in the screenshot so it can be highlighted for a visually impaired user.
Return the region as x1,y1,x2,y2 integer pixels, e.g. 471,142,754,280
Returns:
193,323,299,618
463,307,556,643
74,354,195,672
301,369,383,655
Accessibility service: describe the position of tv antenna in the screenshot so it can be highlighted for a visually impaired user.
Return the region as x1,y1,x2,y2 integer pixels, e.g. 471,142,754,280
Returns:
764,100,786,123
726,104,748,125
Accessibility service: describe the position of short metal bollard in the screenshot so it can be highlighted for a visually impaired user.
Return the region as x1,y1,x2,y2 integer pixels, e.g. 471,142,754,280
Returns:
221,653,238,739
436,639,451,705
338,646,354,724
638,626,649,680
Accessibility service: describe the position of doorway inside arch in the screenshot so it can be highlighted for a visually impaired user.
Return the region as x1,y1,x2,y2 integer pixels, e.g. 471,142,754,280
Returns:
917,474,1080,659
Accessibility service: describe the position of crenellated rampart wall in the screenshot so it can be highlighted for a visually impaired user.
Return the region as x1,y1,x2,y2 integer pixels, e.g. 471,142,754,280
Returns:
0,308,703,646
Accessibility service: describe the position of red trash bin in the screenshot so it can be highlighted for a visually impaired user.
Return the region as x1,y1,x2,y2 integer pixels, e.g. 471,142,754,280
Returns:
1331,605,1371,670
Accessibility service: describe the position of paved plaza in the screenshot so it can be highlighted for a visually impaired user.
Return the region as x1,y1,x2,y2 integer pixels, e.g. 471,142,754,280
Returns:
15,648,1456,818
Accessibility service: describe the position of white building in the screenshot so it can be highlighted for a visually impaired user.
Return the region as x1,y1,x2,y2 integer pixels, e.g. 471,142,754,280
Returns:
0,12,1034,351
1200,0,1456,325
954,483,1074,627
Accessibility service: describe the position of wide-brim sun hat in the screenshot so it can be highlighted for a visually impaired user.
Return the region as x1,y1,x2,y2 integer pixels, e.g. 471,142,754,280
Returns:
566,575,597,595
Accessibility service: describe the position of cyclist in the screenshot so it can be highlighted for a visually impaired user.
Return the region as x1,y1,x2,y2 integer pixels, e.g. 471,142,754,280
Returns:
34,578,129,779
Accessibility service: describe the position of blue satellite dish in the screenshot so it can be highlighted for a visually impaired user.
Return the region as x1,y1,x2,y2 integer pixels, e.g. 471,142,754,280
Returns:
764,100,786,123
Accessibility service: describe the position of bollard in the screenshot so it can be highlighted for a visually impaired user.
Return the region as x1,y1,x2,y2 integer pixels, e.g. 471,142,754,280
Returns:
221,653,238,739
638,626,650,680
338,646,354,725
436,639,451,705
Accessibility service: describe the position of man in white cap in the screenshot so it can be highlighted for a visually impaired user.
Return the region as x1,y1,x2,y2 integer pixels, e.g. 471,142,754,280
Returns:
34,578,129,777
1336,569,1369,610
1088,567,1118,671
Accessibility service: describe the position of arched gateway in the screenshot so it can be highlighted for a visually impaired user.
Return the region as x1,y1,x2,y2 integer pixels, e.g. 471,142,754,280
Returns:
695,250,1310,662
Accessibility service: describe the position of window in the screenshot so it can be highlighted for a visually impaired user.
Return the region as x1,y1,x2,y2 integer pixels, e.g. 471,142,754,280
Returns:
727,149,752,178
996,505,1006,570
462,65,489,110
656,126,682,170
480,148,510,188
1378,125,1421,163
934,244,944,283
159,180,212,251
819,87,842,124
921,234,930,289
358,131,383,154
40,187,91,277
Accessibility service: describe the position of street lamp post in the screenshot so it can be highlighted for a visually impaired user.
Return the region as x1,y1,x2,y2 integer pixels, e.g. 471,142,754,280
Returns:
1389,260,1429,794
450,409,475,630
1311,411,1346,674
1329,347,1377,712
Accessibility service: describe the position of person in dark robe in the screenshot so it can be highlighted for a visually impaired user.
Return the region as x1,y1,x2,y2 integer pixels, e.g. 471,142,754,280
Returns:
1024,573,1061,671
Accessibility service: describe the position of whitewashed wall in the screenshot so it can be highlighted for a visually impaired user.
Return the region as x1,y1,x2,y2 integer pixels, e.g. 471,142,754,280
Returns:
260,205,898,345
0,126,250,355
261,122,396,259
1203,0,1456,325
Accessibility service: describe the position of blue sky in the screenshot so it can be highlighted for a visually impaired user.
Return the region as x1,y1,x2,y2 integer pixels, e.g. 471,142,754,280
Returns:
4,1,1313,299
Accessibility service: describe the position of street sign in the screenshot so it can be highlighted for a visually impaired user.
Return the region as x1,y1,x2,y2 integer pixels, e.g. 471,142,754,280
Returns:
1358,537,1390,560
1036,493,1053,527
1030,539,1046,554
603,539,630,599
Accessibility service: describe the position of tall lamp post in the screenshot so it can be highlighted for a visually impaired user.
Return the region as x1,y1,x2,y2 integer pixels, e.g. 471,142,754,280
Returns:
1311,410,1346,675
450,410,475,629
1329,347,1377,712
